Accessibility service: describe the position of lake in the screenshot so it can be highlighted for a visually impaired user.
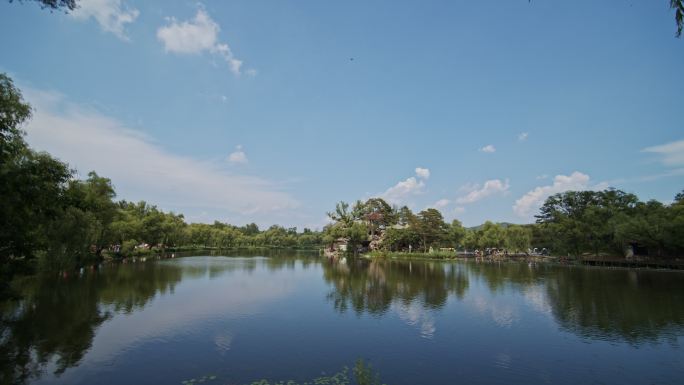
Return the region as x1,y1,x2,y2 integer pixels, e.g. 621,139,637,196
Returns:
2,252,683,385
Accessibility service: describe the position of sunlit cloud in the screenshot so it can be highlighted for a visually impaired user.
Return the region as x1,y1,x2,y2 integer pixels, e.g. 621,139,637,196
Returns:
479,144,496,153
227,145,248,164
513,171,602,219
380,177,425,204
157,7,252,76
518,132,529,142
379,168,430,204
71,0,139,40
642,139,684,167
415,167,430,179
456,179,510,204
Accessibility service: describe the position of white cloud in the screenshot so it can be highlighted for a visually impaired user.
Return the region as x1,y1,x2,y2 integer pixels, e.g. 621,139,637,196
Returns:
480,144,496,153
642,139,684,167
513,171,595,218
456,179,510,204
71,0,139,40
432,199,451,209
157,8,250,76
607,168,684,185
535,174,548,180
518,132,529,142
379,168,433,204
380,177,425,204
227,145,248,164
22,87,297,223
415,167,430,179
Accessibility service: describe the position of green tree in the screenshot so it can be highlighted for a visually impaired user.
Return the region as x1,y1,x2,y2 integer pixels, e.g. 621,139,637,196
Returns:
674,189,684,203
665,197,684,254
347,222,369,255
380,227,420,252
354,198,395,235
0,74,72,264
0,74,31,155
327,201,353,227
65,172,118,255
478,221,505,249
462,229,479,250
536,189,645,257
504,225,532,253
615,200,668,257
240,222,260,236
396,205,415,226
414,208,448,252
449,219,466,248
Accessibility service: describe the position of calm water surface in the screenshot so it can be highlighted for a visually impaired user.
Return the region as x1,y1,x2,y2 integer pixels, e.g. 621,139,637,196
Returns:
2,252,683,385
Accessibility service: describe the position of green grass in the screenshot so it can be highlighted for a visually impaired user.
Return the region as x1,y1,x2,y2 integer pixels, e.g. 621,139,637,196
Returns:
367,250,461,260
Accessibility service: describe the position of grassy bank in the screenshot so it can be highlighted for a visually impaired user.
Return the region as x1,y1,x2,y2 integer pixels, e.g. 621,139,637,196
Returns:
367,250,462,260
103,245,324,259
366,250,559,262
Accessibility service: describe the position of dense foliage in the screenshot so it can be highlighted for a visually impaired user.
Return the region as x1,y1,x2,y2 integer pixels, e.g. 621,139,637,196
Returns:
323,199,534,254
536,189,684,257
325,190,684,259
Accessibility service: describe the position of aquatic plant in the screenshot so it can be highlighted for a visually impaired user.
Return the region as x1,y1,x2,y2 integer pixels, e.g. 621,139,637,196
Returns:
245,359,385,385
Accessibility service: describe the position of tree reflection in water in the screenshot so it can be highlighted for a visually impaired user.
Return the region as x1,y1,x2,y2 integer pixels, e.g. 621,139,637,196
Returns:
0,252,315,385
324,258,684,344
544,267,684,344
2,261,185,384
322,258,469,316
1,255,683,385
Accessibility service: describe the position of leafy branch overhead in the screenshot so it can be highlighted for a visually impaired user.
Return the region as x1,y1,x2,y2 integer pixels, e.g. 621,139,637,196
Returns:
14,0,76,11
673,0,684,37
10,1,684,37
527,0,684,37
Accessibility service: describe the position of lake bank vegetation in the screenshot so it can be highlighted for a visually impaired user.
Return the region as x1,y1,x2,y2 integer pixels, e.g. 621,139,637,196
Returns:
322,192,684,262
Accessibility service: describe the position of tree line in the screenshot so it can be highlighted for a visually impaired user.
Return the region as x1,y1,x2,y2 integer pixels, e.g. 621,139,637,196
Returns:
322,198,536,254
323,190,684,258
536,189,684,258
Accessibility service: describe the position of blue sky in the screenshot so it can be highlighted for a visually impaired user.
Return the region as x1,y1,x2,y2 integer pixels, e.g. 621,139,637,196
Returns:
1,0,682,229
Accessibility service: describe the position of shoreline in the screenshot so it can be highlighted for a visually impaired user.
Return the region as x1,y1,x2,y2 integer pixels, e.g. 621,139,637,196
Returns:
361,251,684,271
